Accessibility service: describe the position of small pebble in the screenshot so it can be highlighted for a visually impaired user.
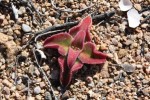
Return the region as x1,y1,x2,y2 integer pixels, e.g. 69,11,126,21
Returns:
124,40,133,46
15,91,20,98
39,82,45,88
145,53,150,62
141,87,150,96
5,95,10,99
3,19,8,25
3,86,10,95
88,90,95,98
0,32,9,43
67,98,76,100
118,49,127,58
145,66,150,74
16,84,26,91
0,65,5,70
2,79,13,88
22,24,31,32
36,95,42,100
45,91,52,100
88,81,95,87
111,38,118,46
134,4,141,11
109,45,116,53
43,65,49,71
122,64,135,73
34,67,40,76
27,96,35,100
18,7,26,15
99,43,108,51
97,81,103,87
141,23,148,28
28,65,35,76
142,79,149,84
136,64,143,69
34,86,41,94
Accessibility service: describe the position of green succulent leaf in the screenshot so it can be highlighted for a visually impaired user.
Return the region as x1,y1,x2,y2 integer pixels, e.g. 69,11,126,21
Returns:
71,30,86,50
43,32,73,56
69,16,92,42
58,56,83,88
78,42,107,64
67,47,81,68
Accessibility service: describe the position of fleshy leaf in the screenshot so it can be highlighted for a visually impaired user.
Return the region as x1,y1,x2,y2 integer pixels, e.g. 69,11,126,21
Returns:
70,60,83,73
71,30,86,50
67,47,81,68
78,42,107,64
58,56,66,87
43,32,73,56
58,56,83,87
69,16,92,42
67,31,86,68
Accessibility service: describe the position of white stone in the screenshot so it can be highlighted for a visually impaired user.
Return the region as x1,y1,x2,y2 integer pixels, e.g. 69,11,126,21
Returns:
18,7,26,15
22,24,31,32
119,0,133,11
34,86,41,94
127,8,141,28
11,3,19,20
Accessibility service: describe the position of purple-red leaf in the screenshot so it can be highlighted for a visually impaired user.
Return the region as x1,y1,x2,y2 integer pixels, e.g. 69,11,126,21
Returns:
69,16,92,42
43,33,73,56
58,56,83,87
71,30,86,50
43,15,108,88
67,30,86,71
78,42,107,64
70,60,83,73
58,56,67,87
67,47,81,68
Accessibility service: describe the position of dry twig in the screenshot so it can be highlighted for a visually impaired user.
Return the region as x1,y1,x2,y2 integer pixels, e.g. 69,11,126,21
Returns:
34,29,65,42
35,11,115,35
14,55,21,85
32,48,58,100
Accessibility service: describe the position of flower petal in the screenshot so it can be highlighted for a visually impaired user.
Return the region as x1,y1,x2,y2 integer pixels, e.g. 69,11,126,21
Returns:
127,8,141,28
58,56,83,87
119,0,133,11
69,16,92,42
78,42,107,64
43,32,73,56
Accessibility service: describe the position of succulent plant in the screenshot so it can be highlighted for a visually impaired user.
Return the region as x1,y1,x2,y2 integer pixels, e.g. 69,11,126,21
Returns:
43,16,107,88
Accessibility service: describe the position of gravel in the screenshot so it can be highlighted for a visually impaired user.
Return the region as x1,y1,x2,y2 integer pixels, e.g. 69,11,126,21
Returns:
0,0,149,99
